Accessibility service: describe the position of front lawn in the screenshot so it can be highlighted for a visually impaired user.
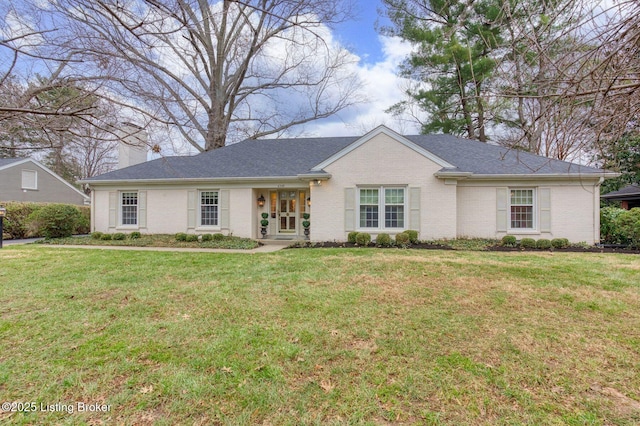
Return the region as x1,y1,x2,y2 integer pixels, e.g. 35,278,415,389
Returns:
1,247,639,425
36,234,260,250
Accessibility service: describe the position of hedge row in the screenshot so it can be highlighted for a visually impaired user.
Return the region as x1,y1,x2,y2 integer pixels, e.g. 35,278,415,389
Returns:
0,201,90,239
601,207,640,247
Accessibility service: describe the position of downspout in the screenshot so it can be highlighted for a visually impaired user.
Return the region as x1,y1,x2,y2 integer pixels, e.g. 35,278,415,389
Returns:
594,177,604,244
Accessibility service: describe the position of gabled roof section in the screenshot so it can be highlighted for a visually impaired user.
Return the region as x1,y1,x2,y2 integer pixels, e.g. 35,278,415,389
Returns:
311,125,455,171
0,157,28,170
0,158,90,201
82,126,612,184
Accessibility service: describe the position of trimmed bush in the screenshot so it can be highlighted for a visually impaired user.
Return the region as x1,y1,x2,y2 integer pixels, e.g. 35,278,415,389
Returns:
355,232,371,246
376,233,392,247
303,213,310,220
76,206,91,234
347,231,359,244
130,231,141,239
405,230,419,244
91,232,104,240
201,233,213,242
185,234,198,242
501,235,517,247
1,202,43,239
395,232,410,247
213,233,225,241
175,233,188,242
100,233,112,241
520,238,536,249
260,219,269,227
112,233,126,241
551,238,569,249
536,238,552,250
27,204,83,239
302,220,311,228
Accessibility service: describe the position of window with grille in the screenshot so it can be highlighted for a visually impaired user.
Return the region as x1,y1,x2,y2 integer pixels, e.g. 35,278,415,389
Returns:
200,191,219,226
121,192,138,225
510,189,534,229
359,187,406,230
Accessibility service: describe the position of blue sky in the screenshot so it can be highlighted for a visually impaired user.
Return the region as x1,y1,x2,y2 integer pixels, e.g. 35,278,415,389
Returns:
335,0,388,65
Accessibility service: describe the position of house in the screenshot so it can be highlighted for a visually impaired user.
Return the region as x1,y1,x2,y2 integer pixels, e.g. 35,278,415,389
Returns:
601,184,640,209
0,158,90,206
81,126,616,244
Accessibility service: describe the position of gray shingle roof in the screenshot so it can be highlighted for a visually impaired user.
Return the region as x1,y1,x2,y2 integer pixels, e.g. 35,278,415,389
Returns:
0,158,25,168
601,184,640,199
84,132,605,182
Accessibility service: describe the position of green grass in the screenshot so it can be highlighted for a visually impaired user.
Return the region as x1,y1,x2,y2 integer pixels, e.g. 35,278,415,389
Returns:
36,234,259,250
1,247,639,425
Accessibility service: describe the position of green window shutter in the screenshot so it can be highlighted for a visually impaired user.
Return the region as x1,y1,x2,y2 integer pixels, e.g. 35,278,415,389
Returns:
108,192,117,228
220,189,230,229
138,191,147,228
409,187,421,231
187,190,196,229
539,187,551,232
496,187,508,232
345,187,356,232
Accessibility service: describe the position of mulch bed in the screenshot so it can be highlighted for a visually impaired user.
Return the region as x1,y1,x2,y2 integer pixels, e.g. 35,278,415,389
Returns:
290,241,640,254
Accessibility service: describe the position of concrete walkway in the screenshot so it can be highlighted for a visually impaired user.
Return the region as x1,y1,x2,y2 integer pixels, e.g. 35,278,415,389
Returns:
1,237,43,246
3,239,290,254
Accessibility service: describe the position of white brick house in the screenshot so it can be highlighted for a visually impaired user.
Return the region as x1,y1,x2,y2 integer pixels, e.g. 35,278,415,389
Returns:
81,126,615,244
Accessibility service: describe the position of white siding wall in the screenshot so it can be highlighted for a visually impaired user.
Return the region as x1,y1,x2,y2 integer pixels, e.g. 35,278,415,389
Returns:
312,132,457,241
457,181,601,244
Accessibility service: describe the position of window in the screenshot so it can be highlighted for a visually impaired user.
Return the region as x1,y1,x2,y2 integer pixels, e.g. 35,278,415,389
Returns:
121,192,138,225
21,169,37,190
510,189,534,229
359,187,406,229
200,191,219,226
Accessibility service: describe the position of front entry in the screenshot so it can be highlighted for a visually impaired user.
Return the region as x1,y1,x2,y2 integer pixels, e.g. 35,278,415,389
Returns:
279,190,297,233
269,190,308,236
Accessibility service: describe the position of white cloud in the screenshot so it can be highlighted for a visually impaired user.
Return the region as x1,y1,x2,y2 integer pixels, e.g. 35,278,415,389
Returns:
303,35,423,137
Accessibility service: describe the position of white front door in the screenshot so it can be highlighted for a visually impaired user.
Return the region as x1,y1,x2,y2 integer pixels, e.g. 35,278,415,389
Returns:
278,190,297,233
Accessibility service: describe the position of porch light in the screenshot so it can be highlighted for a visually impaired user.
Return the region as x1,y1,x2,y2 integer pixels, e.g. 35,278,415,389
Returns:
313,179,322,186
0,206,6,249
306,197,311,207
257,194,266,207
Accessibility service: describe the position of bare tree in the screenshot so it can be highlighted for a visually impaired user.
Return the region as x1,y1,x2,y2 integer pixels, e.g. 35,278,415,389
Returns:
47,0,363,152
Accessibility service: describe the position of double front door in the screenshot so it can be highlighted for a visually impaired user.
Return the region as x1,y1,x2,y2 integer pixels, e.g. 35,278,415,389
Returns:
271,190,307,234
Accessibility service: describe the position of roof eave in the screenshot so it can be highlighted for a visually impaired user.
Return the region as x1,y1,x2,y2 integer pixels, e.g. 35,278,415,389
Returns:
80,175,308,186
464,172,615,181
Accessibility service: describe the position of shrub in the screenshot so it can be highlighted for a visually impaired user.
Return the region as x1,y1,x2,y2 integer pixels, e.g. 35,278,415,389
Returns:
130,231,141,239
376,233,392,247
91,232,104,240
405,230,419,244
261,212,269,219
600,206,627,244
302,220,311,228
100,233,112,241
112,233,126,241
395,232,410,247
355,232,371,246
616,207,640,247
551,238,569,249
260,219,269,227
501,235,517,247
175,233,188,242
1,202,43,239
186,234,198,242
303,213,310,220
76,206,91,234
27,204,83,239
201,233,213,242
520,238,536,249
536,238,552,250
347,231,359,244
213,233,225,241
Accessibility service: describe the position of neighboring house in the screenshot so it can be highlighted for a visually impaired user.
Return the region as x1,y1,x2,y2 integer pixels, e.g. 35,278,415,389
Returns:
0,158,90,206
601,184,640,209
81,126,616,244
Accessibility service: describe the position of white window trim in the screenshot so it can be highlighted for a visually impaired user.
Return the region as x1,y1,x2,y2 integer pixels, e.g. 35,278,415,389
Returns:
508,187,537,232
357,186,407,231
196,189,221,230
119,191,139,228
21,169,38,190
